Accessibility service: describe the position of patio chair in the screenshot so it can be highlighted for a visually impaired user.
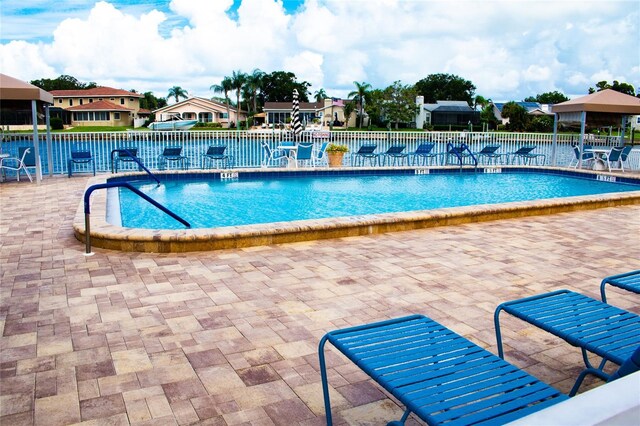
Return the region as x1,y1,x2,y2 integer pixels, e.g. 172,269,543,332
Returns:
260,140,286,167
295,142,314,168
620,145,632,171
0,147,36,182
410,143,437,166
158,146,187,170
508,145,545,165
67,150,95,177
569,144,594,169
319,315,569,426
474,144,504,165
494,289,640,396
113,148,141,173
313,141,329,167
601,146,625,172
380,145,408,166
351,144,378,166
201,145,230,169
600,269,640,303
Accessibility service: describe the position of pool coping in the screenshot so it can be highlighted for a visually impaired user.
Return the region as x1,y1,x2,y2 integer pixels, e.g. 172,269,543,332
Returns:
73,166,640,252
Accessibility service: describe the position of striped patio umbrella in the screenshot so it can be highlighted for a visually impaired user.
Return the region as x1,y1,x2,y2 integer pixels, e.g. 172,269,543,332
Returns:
291,89,303,140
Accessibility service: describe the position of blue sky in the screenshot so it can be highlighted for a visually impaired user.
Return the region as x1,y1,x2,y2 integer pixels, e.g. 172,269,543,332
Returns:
1,0,639,102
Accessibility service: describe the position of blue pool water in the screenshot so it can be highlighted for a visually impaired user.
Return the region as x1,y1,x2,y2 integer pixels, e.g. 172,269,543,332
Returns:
114,172,640,229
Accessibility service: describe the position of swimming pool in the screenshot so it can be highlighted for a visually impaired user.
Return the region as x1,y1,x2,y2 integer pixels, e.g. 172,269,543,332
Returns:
115,170,640,230
75,167,640,252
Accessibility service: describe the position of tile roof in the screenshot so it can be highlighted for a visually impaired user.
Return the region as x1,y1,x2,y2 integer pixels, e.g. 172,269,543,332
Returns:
50,86,142,97
65,100,133,112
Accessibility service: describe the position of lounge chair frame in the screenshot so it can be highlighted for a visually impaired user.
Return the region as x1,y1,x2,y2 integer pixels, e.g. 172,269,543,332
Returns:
494,289,640,396
351,144,378,166
319,315,568,425
201,145,230,169
68,150,96,177
158,146,188,170
600,270,640,303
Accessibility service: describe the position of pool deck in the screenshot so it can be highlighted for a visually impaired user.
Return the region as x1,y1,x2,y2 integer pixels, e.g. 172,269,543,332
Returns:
1,174,640,425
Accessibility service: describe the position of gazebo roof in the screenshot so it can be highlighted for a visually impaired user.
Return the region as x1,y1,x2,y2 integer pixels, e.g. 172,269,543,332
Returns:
0,73,54,104
551,89,640,114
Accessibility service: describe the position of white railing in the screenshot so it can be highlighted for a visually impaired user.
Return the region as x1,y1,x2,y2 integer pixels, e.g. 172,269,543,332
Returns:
0,130,636,176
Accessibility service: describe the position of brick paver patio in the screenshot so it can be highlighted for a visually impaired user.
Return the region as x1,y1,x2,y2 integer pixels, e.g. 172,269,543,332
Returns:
1,175,639,425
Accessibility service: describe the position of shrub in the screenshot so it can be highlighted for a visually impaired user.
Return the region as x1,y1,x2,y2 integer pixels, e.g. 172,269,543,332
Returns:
50,117,64,130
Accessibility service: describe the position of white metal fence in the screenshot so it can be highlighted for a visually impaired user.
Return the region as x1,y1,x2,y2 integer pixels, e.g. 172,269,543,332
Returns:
0,130,637,176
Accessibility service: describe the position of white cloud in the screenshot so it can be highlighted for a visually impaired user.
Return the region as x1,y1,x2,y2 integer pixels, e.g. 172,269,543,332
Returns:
1,0,638,102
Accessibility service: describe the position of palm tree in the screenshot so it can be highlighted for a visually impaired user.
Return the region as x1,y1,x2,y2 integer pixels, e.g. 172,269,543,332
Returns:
244,69,265,120
167,86,188,104
473,95,491,111
211,77,233,128
348,81,372,129
314,89,327,102
230,70,247,129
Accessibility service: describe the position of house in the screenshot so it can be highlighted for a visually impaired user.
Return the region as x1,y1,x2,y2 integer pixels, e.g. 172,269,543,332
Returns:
263,98,359,128
415,97,480,129
152,97,246,127
491,101,554,125
50,87,144,127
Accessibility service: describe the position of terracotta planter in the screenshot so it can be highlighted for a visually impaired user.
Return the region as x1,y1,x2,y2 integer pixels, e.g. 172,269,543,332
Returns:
327,152,345,167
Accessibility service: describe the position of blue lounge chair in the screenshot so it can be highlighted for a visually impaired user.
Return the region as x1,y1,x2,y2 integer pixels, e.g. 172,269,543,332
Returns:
410,143,437,166
381,145,408,166
474,145,504,165
313,141,329,166
202,145,230,169
351,144,378,166
508,145,545,165
600,269,640,302
158,146,187,170
319,315,569,426
620,145,632,171
68,150,95,177
494,289,640,396
113,148,141,173
601,146,625,172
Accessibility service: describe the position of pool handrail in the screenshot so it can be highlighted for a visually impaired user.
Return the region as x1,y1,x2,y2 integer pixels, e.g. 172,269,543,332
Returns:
83,182,191,254
111,148,160,185
446,142,478,170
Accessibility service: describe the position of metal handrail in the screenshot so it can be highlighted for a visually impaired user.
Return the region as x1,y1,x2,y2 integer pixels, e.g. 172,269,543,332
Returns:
111,148,160,184
446,142,478,171
83,182,190,254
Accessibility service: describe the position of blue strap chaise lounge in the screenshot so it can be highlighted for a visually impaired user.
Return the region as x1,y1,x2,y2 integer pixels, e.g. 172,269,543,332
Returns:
494,288,640,396
600,269,640,303
319,315,569,426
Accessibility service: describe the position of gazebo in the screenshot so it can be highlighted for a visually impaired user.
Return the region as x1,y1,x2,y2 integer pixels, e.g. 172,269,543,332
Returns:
0,73,54,183
550,89,640,167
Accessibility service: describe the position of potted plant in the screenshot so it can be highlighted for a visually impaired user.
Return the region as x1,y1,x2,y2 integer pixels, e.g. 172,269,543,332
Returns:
326,143,348,167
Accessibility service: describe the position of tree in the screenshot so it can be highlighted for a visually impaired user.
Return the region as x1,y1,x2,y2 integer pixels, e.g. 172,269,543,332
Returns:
414,73,476,105
314,89,327,102
501,102,529,131
382,81,418,129
243,69,265,119
259,71,311,103
139,91,167,111
342,100,355,128
211,76,233,128
167,86,188,103
523,91,569,104
229,70,247,129
31,75,97,91
473,95,490,111
588,80,636,96
480,104,499,130
348,81,372,129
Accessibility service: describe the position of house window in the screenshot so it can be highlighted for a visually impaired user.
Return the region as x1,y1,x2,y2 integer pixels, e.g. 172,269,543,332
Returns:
89,98,93,103
69,99,73,106
98,98,103,101
73,111,110,121
110,98,115,101
80,99,84,105
120,98,125,105
219,113,228,119
129,98,134,102
637,117,640,124
58,99,62,104
114,112,121,120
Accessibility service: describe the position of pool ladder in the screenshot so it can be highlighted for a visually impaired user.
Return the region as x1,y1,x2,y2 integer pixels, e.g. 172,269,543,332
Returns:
446,142,478,171
83,182,190,255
